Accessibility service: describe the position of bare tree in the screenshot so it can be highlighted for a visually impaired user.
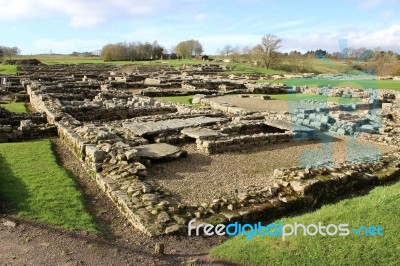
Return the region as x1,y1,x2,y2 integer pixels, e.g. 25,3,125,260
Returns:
219,44,239,57
252,34,282,68
240,46,252,63
1,46,21,60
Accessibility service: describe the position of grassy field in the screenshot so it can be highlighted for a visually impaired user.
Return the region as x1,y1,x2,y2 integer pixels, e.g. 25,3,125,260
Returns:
13,55,222,66
3,55,400,90
11,55,282,74
211,181,400,265
0,64,19,74
224,63,285,75
0,139,97,232
228,93,361,104
155,93,361,106
300,58,354,74
258,78,400,90
267,93,362,104
155,96,194,105
286,78,400,90
257,79,400,90
0,102,28,113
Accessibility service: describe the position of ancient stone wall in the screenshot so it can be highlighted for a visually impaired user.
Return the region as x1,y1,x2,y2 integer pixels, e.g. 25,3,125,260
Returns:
0,106,57,143
196,132,292,154
190,155,400,226
14,64,400,237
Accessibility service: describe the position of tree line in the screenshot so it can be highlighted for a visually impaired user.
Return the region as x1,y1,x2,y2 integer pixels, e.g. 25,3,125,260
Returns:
101,41,164,61
2,35,399,76
101,39,204,61
0,46,21,61
217,35,400,76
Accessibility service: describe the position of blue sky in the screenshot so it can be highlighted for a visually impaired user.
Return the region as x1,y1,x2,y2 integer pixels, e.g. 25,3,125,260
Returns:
0,0,399,55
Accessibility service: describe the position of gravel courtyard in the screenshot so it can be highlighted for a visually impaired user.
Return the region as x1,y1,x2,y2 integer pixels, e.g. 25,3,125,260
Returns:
148,138,396,205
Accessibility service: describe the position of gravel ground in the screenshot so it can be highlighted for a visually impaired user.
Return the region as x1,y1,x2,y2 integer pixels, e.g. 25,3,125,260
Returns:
213,96,335,113
148,138,396,205
213,96,290,112
126,87,190,95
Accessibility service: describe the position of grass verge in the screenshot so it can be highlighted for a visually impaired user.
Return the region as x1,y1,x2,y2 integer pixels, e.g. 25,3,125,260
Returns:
154,93,361,106
155,96,194,105
211,181,400,266
223,63,285,75
227,93,361,104
0,64,18,75
0,102,28,113
258,78,400,90
0,139,98,232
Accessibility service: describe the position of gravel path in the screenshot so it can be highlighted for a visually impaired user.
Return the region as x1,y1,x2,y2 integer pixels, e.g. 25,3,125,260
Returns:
148,138,396,205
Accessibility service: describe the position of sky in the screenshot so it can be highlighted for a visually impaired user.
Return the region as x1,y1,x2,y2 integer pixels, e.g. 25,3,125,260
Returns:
0,0,399,55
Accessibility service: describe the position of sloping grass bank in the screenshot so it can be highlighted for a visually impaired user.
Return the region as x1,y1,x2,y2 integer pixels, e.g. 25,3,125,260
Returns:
211,181,400,265
0,102,28,113
0,139,97,232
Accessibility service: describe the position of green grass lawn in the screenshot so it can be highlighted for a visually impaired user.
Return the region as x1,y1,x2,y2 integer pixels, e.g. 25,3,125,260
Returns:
224,63,285,75
211,181,400,266
0,102,28,113
154,93,360,106
258,78,400,90
286,78,400,90
270,93,361,104
155,95,194,105
0,139,97,232
227,93,361,104
14,55,221,67
0,64,19,74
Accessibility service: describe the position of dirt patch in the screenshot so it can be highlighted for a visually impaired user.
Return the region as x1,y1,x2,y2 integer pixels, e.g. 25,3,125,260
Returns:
0,138,232,266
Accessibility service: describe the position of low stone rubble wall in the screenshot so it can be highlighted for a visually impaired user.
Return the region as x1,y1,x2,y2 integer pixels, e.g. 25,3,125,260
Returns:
191,155,400,226
0,107,57,143
196,132,292,154
291,104,382,135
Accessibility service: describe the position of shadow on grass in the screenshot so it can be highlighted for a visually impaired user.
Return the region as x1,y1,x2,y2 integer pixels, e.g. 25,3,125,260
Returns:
48,139,114,239
0,154,30,215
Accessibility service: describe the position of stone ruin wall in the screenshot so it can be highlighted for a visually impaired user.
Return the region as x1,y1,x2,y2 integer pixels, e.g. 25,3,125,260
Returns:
2,64,400,236
0,106,57,143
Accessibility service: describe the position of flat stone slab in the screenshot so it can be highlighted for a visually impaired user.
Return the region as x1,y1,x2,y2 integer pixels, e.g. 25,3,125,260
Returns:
123,116,227,136
134,143,185,159
264,119,315,132
181,127,226,139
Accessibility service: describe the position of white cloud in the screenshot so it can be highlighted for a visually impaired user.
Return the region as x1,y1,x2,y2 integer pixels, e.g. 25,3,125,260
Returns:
194,13,208,22
33,38,105,53
381,9,395,20
197,34,261,53
0,0,202,27
283,24,400,53
0,0,48,20
358,0,384,9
